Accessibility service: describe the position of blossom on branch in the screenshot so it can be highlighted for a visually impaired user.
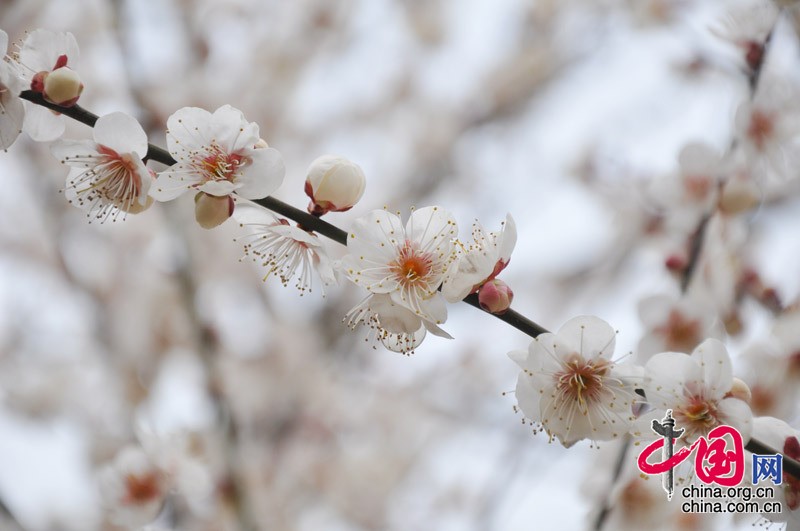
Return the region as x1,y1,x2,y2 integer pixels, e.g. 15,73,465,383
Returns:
305,154,366,215
509,316,641,447
50,111,153,222
342,206,458,326
640,338,753,446
442,214,516,303
233,201,335,294
151,105,284,228
13,29,81,141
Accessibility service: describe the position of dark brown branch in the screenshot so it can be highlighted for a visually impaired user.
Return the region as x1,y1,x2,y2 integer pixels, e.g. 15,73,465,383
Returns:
21,91,800,486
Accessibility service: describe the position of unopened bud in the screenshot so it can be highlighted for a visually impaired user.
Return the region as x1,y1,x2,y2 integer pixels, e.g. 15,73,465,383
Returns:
478,279,513,314
43,67,83,107
305,155,366,215
719,179,760,215
194,192,234,229
726,377,752,404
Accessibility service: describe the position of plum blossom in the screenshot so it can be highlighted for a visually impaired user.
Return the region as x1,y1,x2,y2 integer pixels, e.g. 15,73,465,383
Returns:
98,445,168,528
0,30,24,150
342,206,458,326
50,112,153,222
233,201,335,294
636,293,723,362
641,338,753,446
647,142,722,231
346,293,444,354
151,105,284,226
712,0,779,72
509,316,642,447
13,29,81,141
734,78,800,181
442,214,515,303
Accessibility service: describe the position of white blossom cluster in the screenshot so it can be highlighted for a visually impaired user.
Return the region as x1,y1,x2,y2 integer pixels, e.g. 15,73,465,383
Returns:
0,1,799,529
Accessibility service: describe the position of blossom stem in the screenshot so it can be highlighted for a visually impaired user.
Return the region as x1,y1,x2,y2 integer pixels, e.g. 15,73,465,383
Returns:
19,91,800,483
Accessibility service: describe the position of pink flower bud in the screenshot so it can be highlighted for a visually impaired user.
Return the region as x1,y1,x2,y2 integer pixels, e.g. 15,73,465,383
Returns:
305,155,366,215
478,279,513,314
194,192,234,229
42,67,83,107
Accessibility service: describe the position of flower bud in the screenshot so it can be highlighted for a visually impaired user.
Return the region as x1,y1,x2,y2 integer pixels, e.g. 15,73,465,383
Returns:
726,377,752,404
719,179,760,215
478,279,513,314
194,192,234,229
42,67,84,107
305,155,366,215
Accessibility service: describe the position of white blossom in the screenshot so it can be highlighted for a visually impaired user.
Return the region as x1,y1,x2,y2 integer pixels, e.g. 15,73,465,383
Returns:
341,206,457,326
151,105,284,209
0,30,24,150
233,201,335,294
641,338,753,446
50,112,153,222
442,214,515,303
510,316,641,447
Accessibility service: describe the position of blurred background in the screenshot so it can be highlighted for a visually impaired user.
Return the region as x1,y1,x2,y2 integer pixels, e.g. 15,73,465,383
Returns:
0,0,798,529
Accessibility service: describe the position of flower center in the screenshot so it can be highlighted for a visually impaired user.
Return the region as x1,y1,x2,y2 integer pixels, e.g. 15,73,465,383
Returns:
747,109,775,150
123,471,161,504
198,143,244,182
675,395,719,432
391,241,433,285
657,310,700,353
554,355,610,409
684,174,713,201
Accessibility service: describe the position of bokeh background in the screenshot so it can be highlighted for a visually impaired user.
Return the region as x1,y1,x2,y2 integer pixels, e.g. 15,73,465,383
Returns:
0,0,798,529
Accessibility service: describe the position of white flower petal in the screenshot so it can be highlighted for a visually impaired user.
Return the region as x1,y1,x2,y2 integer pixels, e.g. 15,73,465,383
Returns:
166,106,213,158
150,164,203,201
691,338,732,400
234,146,284,199
22,103,64,142
556,315,616,359
0,93,24,150
405,206,457,254
199,179,237,196
94,112,148,156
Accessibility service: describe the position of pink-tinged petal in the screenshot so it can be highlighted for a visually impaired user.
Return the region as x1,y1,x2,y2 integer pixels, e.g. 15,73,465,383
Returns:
234,147,284,199
556,315,616,360
129,156,152,203
0,92,24,150
210,105,259,153
50,139,97,167
166,107,213,159
691,338,732,401
199,179,237,196
22,103,64,141
150,164,203,201
497,214,517,262
405,206,457,254
94,112,148,156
